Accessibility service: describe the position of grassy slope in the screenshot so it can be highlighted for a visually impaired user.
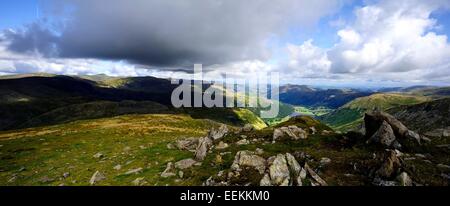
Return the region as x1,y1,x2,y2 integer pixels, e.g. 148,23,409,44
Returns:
18,100,170,129
0,114,221,186
343,93,429,110
0,115,339,186
1,113,448,186
322,93,429,132
232,108,267,130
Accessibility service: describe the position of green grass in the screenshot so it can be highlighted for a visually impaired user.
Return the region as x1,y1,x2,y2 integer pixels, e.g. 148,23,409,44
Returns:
1,112,448,186
0,114,219,186
322,108,363,130
0,113,338,186
264,116,292,126
343,93,429,110
233,108,267,130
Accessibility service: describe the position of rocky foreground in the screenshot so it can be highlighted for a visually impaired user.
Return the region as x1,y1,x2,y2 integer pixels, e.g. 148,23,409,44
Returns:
163,113,450,186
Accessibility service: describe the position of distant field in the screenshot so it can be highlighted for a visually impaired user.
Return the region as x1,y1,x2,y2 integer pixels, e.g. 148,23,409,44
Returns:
294,106,333,117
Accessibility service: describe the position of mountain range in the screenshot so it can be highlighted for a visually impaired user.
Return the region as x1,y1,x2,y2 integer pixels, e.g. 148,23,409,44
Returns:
0,73,449,186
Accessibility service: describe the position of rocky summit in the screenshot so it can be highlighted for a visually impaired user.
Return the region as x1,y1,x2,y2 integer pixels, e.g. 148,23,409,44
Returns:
273,126,308,142
364,111,429,150
165,114,450,186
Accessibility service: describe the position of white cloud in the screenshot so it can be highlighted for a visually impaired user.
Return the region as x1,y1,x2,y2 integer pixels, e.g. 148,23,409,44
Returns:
337,29,361,47
288,0,450,84
287,39,331,78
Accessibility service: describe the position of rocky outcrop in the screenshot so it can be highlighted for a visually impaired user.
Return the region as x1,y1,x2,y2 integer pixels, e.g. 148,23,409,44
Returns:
375,150,401,178
242,124,254,132
286,153,305,186
205,150,266,186
304,163,328,186
267,154,291,186
397,172,413,186
364,111,429,149
370,149,414,186
161,159,198,179
373,172,414,186
194,136,213,161
205,151,328,186
215,141,229,150
173,125,228,162
175,158,197,170
365,111,408,138
259,173,272,186
273,126,308,142
367,121,399,149
93,152,104,159
208,125,229,141
236,139,250,145
260,153,324,186
174,138,199,151
89,171,106,185
161,162,176,178
231,151,267,174
171,125,228,161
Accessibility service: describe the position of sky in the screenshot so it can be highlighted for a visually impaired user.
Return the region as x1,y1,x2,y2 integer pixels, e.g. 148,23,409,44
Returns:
0,0,450,88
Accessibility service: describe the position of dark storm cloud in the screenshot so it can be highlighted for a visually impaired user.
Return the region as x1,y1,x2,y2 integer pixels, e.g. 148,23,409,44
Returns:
5,23,59,57
5,0,344,68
